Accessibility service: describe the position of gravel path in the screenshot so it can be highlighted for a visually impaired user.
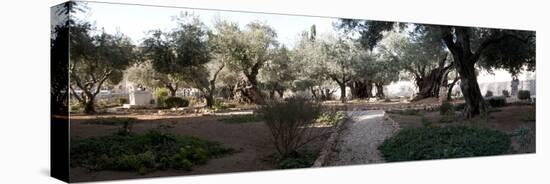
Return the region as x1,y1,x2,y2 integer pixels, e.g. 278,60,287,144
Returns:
326,110,398,166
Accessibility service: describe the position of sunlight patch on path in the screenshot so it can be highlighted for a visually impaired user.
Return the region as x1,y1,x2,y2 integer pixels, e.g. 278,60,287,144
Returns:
326,110,398,166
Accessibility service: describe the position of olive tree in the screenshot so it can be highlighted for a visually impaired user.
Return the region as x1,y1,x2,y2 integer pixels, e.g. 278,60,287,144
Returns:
214,20,279,104
337,20,535,117
377,29,453,100
69,23,135,114
125,61,187,96
259,46,297,99
141,15,211,104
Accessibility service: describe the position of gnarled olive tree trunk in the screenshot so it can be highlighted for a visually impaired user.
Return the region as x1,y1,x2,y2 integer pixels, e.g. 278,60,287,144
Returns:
442,27,487,118
350,80,373,99
375,82,385,98
412,56,453,101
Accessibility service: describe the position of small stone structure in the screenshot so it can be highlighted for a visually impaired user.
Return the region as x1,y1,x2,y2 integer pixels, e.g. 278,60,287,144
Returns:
123,85,153,109
129,91,152,106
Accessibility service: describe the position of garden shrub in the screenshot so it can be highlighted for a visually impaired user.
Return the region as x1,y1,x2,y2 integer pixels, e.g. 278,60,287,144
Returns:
486,96,506,108
212,100,238,111
421,116,432,127
83,117,136,126
521,111,536,122
69,103,82,112
275,150,318,169
440,101,454,115
502,90,510,97
485,90,493,97
117,97,128,105
316,111,345,125
511,126,533,151
259,96,321,157
70,130,233,173
165,97,189,108
378,126,510,162
154,88,170,108
518,90,531,100
219,114,263,123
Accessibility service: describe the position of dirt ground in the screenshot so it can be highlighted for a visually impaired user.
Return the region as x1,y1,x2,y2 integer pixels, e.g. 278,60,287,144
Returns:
388,104,536,154
69,112,331,182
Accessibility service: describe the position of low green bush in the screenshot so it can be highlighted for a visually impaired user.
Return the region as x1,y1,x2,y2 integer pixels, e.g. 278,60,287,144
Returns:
212,100,237,110
502,90,510,97
275,150,318,169
511,126,533,151
70,130,233,173
83,117,135,126
316,111,345,125
154,88,170,108
69,103,82,112
440,101,454,115
486,97,506,108
218,114,262,123
165,97,189,108
117,97,128,105
260,96,321,157
421,116,432,127
378,126,510,162
485,90,493,97
518,90,531,100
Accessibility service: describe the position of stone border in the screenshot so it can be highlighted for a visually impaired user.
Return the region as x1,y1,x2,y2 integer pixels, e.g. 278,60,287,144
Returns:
383,112,401,134
312,115,349,167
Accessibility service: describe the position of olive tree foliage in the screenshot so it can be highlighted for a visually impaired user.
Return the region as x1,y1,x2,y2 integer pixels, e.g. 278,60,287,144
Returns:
213,20,279,104
337,19,535,117
377,29,453,100
69,23,135,114
259,46,297,99
348,49,377,99
124,61,187,96
323,36,360,102
291,30,337,101
141,14,212,104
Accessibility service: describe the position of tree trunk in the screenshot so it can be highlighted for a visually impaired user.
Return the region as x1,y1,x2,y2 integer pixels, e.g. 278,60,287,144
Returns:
441,26,486,118
350,80,372,99
375,83,385,98
83,95,96,114
366,82,373,98
165,84,177,96
169,88,176,96
276,89,284,99
447,77,459,101
457,63,486,118
413,68,447,101
269,90,276,100
243,74,265,105
309,87,318,100
205,94,214,108
339,83,346,103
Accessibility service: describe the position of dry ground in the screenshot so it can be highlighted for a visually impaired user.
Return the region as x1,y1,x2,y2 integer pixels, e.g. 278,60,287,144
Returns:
69,112,331,182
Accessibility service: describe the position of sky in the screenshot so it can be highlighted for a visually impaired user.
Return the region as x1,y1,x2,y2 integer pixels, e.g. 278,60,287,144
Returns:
68,1,535,84
73,2,339,48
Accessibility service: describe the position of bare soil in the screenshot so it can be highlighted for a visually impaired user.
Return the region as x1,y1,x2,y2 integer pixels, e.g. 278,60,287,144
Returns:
70,110,331,182
69,112,331,182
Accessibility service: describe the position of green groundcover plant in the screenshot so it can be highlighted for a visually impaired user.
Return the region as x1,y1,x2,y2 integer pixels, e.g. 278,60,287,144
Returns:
70,130,233,174
379,126,510,162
